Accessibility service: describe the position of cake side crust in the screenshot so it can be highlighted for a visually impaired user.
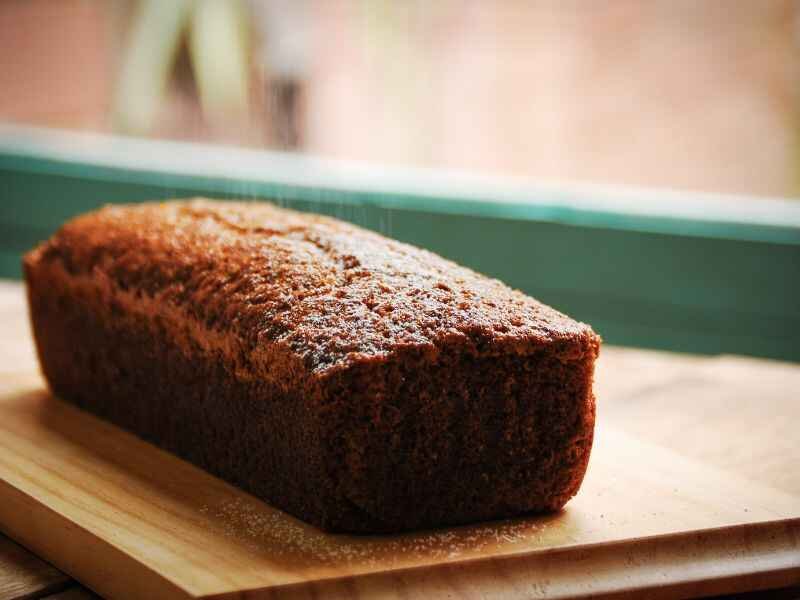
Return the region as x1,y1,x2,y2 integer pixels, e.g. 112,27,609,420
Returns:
24,255,344,529
317,333,598,531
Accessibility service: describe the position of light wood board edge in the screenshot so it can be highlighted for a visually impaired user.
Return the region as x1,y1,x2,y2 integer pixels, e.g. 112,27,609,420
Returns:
0,479,192,600
230,520,800,600
2,461,798,600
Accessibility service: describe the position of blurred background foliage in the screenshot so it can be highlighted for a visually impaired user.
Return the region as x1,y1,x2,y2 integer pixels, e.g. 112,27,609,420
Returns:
0,0,797,197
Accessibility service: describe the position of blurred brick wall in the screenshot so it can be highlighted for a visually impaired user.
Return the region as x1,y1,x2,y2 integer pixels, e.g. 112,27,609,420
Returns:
0,0,114,129
0,0,796,198
306,1,798,197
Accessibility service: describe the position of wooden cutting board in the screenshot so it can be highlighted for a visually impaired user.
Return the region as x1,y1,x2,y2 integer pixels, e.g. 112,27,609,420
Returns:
0,371,798,600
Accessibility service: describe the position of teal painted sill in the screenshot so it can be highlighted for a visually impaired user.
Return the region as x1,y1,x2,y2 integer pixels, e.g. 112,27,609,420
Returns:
2,125,799,361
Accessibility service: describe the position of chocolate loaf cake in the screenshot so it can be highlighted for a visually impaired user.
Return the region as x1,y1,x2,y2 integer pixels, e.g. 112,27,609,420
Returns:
24,199,600,533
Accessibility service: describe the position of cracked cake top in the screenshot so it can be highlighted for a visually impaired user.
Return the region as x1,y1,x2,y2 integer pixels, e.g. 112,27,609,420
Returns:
37,199,597,373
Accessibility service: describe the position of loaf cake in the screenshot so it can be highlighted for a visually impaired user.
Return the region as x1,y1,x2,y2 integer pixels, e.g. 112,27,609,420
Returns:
24,199,600,533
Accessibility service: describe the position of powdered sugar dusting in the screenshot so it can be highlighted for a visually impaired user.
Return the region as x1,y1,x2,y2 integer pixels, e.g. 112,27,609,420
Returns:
198,496,553,573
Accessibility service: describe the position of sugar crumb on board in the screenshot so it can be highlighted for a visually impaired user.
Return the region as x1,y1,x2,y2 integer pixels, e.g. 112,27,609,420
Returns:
198,497,548,568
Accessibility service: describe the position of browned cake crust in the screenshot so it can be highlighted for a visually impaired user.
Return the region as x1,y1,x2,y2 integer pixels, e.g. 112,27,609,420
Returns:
24,199,600,533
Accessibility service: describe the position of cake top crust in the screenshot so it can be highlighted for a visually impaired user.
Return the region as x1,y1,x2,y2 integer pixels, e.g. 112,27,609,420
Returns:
36,199,598,372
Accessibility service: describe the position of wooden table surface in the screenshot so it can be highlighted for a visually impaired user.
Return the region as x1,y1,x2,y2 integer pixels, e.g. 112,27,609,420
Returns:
0,279,797,600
